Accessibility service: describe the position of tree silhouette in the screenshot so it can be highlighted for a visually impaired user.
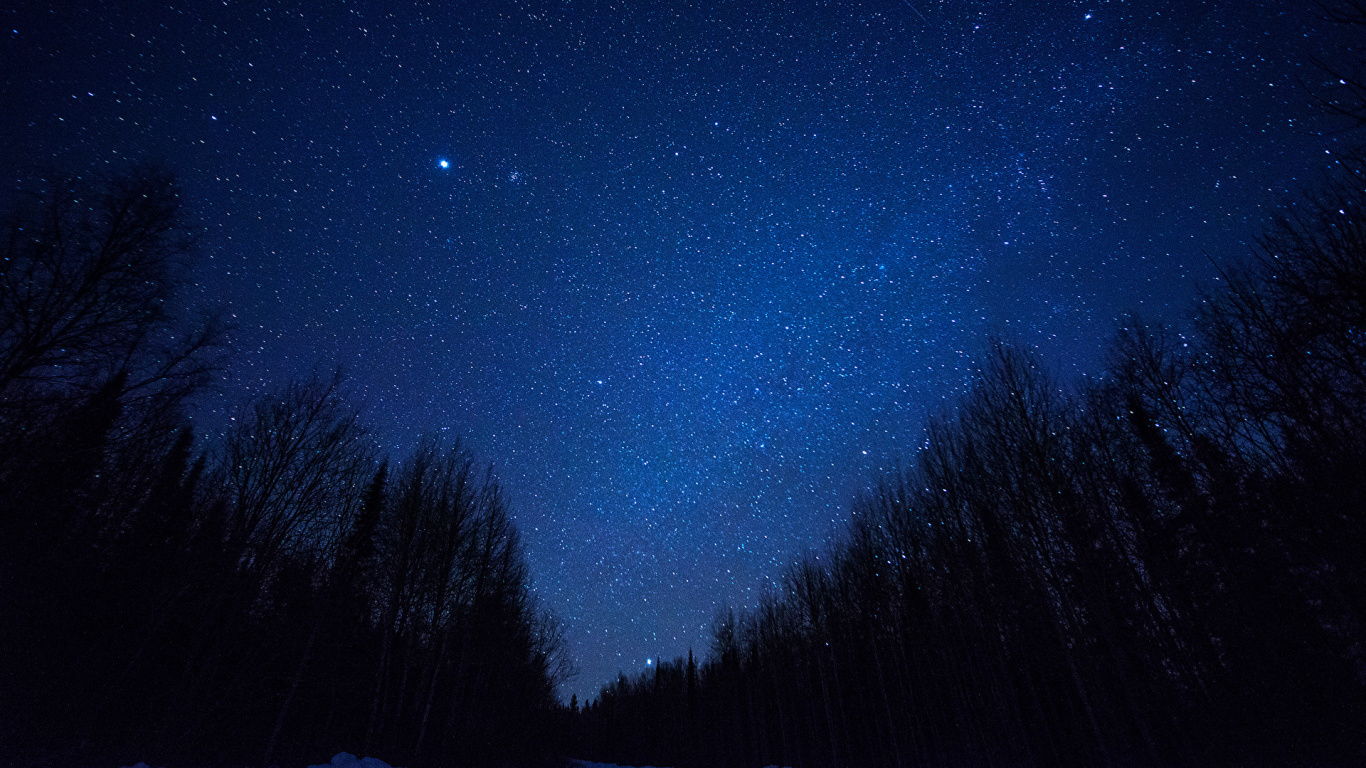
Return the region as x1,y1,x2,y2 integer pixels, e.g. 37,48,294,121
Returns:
572,169,1366,765
0,167,566,767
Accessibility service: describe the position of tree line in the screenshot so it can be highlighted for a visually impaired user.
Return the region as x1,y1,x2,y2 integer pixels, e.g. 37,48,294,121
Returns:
0,166,571,767
566,153,1366,768
564,15,1366,766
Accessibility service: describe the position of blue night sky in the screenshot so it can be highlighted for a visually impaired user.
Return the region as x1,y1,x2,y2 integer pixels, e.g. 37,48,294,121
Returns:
3,0,1356,703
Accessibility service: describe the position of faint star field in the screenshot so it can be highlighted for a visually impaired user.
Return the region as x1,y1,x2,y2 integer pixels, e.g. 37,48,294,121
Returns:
2,0,1355,704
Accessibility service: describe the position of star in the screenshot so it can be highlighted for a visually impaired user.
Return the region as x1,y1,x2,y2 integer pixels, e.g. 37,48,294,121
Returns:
6,0,1342,711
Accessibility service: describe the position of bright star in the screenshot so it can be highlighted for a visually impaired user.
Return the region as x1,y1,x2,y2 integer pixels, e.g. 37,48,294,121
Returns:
438,159,449,169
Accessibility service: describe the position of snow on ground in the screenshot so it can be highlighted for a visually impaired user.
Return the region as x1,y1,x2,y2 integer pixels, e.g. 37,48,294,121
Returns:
117,753,404,768
568,762,672,768
306,753,403,768
114,754,785,768
568,763,788,768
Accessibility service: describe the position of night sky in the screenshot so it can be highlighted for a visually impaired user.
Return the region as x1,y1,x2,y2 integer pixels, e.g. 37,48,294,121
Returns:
3,0,1356,704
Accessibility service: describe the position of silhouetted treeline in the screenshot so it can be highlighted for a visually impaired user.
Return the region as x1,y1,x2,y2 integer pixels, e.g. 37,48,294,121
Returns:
0,165,571,768
565,117,1366,768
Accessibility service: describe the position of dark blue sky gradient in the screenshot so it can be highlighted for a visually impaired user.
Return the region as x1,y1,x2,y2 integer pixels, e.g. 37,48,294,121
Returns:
3,0,1356,703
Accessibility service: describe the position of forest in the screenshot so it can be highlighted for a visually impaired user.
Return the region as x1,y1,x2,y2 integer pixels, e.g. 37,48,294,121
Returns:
557,9,1366,765
0,167,572,766
5,5,1366,767
562,103,1366,768
6,152,1365,768
566,220,1366,766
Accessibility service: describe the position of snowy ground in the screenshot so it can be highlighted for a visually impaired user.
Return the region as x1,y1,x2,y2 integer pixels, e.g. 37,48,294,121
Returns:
119,753,406,768
568,762,672,768
569,762,789,768
305,754,403,768
118,754,786,768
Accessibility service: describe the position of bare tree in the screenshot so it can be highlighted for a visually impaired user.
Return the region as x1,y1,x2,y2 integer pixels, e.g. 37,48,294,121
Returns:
221,372,373,580
0,164,225,413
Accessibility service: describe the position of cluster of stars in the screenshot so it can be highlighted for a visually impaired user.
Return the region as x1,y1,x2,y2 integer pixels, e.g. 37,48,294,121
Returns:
2,0,1354,704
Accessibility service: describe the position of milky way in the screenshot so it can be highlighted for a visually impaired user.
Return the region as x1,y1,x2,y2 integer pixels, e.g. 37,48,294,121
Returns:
3,0,1355,703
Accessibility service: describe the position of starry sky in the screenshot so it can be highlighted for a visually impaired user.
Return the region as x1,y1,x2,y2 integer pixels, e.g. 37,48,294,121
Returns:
3,0,1358,704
